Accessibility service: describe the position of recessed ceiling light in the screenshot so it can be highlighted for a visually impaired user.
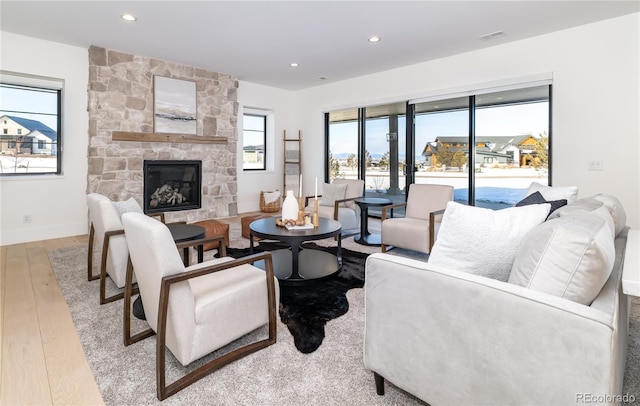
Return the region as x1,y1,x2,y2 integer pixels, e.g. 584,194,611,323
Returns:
478,31,505,41
368,36,381,43
290,62,299,67
121,14,137,22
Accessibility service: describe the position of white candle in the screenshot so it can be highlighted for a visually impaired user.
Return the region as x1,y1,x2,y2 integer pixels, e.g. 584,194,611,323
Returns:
315,177,318,200
299,174,302,197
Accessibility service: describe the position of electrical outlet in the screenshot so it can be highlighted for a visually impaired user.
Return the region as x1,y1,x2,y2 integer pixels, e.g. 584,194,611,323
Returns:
588,160,603,171
23,214,32,224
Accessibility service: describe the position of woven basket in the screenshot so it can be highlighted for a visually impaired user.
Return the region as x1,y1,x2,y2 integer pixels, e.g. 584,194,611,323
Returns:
260,191,281,213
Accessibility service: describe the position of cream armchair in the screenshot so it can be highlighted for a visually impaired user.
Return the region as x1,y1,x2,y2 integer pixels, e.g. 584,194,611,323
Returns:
380,184,453,254
87,193,163,304
305,178,364,237
122,212,279,400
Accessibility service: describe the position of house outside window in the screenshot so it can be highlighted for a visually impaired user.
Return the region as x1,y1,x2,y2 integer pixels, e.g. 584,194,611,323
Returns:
0,72,62,175
242,113,266,171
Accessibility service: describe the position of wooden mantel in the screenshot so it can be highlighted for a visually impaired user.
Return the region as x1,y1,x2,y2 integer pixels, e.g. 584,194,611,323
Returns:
112,131,227,144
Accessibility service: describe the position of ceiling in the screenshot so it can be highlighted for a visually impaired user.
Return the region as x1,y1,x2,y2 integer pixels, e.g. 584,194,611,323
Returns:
2,1,638,91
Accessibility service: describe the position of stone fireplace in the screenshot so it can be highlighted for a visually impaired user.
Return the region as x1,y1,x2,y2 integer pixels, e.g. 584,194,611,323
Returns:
143,160,201,214
86,46,238,223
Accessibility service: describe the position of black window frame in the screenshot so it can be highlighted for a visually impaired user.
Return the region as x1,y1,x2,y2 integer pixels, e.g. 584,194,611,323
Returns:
0,78,62,176
242,113,267,171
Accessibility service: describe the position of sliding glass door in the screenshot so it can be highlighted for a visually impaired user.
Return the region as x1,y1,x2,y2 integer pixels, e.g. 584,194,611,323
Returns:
413,96,470,205
364,103,406,199
474,86,550,208
325,83,551,211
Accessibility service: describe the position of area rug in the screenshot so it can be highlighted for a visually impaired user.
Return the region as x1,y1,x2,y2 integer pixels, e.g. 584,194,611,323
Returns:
227,241,369,353
47,245,426,406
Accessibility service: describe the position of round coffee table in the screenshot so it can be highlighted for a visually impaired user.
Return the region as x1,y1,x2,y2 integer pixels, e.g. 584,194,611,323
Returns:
249,217,342,283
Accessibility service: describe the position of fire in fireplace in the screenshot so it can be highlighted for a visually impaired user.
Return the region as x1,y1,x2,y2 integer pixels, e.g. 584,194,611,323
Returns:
143,160,202,214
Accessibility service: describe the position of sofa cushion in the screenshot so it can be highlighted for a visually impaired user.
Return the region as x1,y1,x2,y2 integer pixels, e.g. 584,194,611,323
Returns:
525,182,578,204
515,191,567,216
508,206,615,305
320,183,347,207
428,201,550,282
547,197,616,238
592,194,626,237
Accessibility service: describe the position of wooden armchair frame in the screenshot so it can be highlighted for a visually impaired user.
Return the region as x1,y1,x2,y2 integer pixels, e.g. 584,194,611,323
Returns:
133,246,277,400
157,251,276,400
87,212,166,304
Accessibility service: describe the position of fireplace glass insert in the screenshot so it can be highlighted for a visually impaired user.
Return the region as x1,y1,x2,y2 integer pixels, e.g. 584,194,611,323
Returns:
143,160,202,214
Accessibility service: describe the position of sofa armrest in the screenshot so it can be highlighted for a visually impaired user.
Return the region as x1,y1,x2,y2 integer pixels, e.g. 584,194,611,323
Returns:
364,253,617,405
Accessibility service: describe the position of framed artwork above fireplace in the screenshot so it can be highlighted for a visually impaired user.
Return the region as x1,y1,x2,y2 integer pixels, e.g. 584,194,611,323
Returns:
153,76,197,135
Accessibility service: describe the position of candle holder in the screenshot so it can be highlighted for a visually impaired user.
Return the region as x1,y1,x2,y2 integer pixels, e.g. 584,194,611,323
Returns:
297,196,304,222
313,198,319,227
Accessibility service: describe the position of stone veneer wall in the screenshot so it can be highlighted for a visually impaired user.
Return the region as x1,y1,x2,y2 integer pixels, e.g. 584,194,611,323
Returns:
86,45,238,222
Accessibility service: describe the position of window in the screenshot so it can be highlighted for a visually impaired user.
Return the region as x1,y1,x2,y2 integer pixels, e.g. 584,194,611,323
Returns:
326,80,551,211
242,113,266,170
0,72,62,175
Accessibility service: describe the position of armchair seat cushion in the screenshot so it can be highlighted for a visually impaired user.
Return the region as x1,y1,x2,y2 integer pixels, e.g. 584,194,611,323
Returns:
188,262,275,361
382,218,432,254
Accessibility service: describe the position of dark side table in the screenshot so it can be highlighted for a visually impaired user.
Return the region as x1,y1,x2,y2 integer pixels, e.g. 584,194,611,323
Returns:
354,197,392,246
167,223,206,265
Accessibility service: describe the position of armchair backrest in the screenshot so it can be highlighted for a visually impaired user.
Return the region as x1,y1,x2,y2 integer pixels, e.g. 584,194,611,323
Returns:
406,184,454,220
87,193,131,287
121,212,191,334
333,178,365,210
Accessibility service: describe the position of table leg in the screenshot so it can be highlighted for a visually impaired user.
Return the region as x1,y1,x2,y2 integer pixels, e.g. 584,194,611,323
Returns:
337,233,343,268
182,247,189,267
249,231,254,254
290,243,301,280
360,205,369,236
197,245,204,263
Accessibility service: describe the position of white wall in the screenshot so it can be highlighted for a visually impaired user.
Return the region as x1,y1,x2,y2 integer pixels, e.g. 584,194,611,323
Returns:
1,12,638,245
236,81,296,213
296,13,640,228
1,32,89,245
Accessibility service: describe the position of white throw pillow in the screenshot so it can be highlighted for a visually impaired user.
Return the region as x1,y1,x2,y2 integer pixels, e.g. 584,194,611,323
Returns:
592,194,626,237
525,182,578,204
319,183,347,207
428,201,551,282
508,207,615,305
113,197,143,219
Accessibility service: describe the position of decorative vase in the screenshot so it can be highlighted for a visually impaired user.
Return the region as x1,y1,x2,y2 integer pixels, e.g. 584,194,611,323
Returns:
281,190,299,221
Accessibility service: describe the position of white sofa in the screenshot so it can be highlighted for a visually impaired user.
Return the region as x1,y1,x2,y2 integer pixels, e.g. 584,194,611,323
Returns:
364,194,631,405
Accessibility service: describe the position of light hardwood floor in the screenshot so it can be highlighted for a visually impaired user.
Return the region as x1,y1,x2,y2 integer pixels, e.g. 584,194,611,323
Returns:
0,215,246,405
1,235,104,405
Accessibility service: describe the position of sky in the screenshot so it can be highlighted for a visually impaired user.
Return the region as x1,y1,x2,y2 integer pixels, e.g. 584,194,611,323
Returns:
330,102,549,159
0,85,59,130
